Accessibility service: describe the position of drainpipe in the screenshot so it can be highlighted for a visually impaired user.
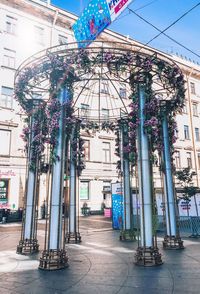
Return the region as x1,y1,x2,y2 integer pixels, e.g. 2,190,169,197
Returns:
186,68,199,216
50,9,59,47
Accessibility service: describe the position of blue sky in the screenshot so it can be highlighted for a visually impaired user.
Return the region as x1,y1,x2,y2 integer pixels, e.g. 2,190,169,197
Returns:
51,0,200,62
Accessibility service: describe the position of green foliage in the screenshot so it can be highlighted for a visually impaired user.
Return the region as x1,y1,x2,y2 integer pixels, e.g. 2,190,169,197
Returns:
175,167,198,201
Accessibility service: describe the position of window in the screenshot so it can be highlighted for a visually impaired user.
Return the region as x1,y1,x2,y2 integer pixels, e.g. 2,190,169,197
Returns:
0,87,14,109
101,81,109,94
198,153,200,170
0,130,11,156
80,103,90,118
186,152,192,168
34,26,44,45
6,15,17,35
80,181,89,200
174,151,181,168
0,179,9,202
102,108,109,120
119,85,127,99
84,140,90,160
103,181,111,192
190,82,196,94
184,125,190,140
58,35,68,45
195,128,200,141
103,142,111,163
193,103,198,116
3,48,16,68
183,102,188,114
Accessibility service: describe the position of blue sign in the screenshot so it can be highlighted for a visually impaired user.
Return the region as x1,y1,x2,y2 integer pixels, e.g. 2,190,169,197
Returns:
73,0,111,48
112,183,124,229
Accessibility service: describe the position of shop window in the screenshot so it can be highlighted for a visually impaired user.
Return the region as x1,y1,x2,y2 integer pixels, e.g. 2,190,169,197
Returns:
0,87,14,109
3,48,16,68
0,179,9,202
0,130,11,156
80,181,89,200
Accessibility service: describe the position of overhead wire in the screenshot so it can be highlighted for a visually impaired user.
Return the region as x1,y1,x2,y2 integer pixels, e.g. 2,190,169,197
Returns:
127,2,200,59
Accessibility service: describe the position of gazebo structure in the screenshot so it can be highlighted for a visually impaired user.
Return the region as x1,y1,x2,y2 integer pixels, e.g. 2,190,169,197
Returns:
14,41,185,269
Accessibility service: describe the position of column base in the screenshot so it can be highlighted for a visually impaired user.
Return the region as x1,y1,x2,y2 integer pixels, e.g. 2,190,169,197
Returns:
135,246,163,266
65,232,81,243
16,239,39,255
163,235,184,249
39,249,68,271
119,229,136,241
189,234,200,238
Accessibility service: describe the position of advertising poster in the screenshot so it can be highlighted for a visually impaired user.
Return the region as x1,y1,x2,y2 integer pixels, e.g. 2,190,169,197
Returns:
73,0,111,48
73,0,133,48
111,182,123,229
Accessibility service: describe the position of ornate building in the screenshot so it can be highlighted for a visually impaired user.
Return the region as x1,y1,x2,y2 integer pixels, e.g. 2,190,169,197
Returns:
0,0,200,215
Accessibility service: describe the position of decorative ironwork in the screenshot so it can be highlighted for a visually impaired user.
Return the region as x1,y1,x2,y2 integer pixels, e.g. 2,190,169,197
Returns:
163,235,184,249
14,41,185,270
39,249,68,270
16,238,39,255
135,247,163,266
65,232,81,243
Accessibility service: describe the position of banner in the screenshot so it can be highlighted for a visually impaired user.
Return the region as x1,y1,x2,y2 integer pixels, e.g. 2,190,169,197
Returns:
107,0,133,21
73,0,133,48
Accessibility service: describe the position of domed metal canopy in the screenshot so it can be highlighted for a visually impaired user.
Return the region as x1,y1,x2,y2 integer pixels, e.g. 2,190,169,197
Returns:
14,41,185,122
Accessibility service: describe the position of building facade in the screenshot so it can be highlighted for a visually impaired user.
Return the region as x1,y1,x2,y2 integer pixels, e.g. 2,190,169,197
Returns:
0,0,200,215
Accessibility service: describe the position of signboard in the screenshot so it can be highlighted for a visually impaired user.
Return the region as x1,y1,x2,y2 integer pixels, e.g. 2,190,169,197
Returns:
0,179,9,202
156,193,200,217
111,182,123,229
107,0,133,22
73,0,133,48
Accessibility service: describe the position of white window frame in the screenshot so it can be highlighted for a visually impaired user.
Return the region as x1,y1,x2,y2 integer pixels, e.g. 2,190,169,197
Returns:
0,87,14,109
3,48,16,68
0,130,11,156
102,142,111,163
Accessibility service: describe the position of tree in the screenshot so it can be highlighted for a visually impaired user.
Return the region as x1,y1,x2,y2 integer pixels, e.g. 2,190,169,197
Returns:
175,167,198,217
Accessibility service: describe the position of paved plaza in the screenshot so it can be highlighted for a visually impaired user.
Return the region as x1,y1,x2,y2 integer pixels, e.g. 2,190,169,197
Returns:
0,216,200,294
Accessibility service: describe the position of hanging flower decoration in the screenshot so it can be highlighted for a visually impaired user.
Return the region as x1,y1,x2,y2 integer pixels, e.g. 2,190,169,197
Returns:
21,103,48,171
71,123,85,176
14,43,185,174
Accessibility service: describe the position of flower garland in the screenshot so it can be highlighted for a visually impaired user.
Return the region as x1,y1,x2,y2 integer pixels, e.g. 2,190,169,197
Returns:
15,46,185,175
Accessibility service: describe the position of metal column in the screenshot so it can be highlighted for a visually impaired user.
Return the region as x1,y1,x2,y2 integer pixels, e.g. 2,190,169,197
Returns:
39,88,68,270
162,109,184,249
66,126,81,243
135,84,162,266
